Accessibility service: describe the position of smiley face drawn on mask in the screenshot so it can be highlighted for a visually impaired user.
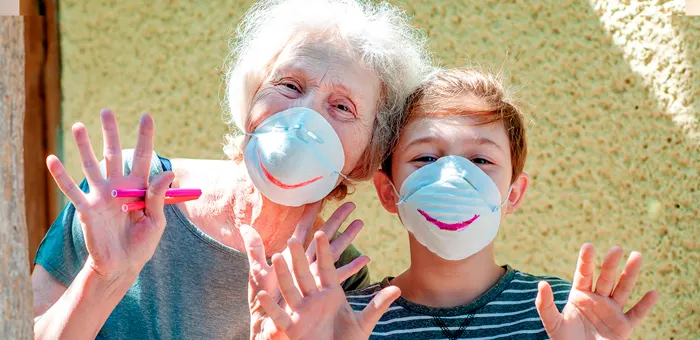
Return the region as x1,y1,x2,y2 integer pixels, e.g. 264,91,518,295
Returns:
258,149,323,189
417,209,481,231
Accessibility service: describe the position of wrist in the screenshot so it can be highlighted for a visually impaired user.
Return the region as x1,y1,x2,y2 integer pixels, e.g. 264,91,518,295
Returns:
82,257,139,298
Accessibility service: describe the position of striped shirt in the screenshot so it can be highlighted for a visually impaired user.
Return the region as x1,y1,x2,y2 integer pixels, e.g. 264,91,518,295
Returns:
346,266,571,340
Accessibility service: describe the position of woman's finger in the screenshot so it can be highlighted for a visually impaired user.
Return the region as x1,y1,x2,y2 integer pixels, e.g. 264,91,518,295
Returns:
72,123,103,184
306,202,356,261
288,238,317,296
144,171,175,229
130,114,155,181
241,224,271,288
100,109,123,178
272,253,303,308
611,251,643,307
337,255,370,284
257,290,293,332
594,246,624,298
46,155,88,209
572,243,596,292
293,201,322,247
329,219,364,262
358,286,400,335
314,232,339,289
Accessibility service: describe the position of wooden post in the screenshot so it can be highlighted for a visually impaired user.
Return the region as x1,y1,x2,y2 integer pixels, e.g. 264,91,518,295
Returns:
0,16,34,339
22,0,61,270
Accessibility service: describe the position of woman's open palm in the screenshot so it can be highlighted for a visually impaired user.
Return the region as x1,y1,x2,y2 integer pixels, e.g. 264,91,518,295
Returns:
46,109,173,281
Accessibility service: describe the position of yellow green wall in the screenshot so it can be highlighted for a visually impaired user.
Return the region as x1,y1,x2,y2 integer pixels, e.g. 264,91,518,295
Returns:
59,0,698,338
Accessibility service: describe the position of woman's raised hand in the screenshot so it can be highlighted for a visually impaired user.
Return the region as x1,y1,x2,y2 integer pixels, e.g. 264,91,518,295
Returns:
257,231,399,340
46,109,173,282
244,202,383,340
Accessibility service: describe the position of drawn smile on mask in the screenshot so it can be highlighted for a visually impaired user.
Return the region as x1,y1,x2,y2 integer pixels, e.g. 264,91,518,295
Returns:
417,209,481,232
258,149,323,189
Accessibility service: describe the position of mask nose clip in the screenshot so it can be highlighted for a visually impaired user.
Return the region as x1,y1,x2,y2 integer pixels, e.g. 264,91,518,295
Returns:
248,123,324,145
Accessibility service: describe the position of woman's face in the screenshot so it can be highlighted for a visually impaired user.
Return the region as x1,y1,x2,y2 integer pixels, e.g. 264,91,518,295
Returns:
246,36,381,176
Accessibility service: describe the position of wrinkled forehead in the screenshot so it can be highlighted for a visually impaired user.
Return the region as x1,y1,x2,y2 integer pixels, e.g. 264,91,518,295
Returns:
270,34,381,109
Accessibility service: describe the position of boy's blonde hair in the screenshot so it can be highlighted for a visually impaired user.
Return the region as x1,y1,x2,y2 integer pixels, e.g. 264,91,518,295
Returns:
383,68,527,183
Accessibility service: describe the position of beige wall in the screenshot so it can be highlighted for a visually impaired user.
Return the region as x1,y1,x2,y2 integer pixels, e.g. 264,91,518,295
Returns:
58,0,698,337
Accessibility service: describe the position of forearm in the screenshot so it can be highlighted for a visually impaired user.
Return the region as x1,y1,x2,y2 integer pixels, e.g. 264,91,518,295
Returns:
33,260,138,340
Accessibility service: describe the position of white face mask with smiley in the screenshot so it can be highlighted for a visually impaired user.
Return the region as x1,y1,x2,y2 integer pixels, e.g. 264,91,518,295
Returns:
391,156,512,261
244,107,348,207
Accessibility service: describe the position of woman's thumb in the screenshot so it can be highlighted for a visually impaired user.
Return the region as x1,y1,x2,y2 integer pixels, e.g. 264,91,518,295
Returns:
145,171,175,228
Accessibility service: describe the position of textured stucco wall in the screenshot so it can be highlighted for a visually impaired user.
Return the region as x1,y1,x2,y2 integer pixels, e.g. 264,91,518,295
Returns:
59,0,698,338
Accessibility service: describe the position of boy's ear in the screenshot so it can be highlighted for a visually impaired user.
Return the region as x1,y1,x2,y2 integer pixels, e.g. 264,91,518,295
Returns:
505,171,529,214
373,170,398,214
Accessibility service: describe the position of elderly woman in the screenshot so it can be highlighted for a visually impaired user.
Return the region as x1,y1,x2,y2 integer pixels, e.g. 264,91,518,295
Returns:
31,0,430,338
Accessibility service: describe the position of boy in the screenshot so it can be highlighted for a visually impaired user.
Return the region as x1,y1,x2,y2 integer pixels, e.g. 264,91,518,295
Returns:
243,68,658,339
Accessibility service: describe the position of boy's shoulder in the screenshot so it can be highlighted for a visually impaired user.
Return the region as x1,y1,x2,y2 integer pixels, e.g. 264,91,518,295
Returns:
508,269,573,289
346,281,384,298
499,268,573,312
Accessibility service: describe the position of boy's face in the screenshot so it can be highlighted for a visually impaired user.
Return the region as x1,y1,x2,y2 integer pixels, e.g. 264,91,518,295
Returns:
374,115,529,218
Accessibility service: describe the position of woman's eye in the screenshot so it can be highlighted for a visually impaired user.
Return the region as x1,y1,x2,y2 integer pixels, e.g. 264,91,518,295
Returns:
336,104,350,112
284,83,300,92
472,158,492,165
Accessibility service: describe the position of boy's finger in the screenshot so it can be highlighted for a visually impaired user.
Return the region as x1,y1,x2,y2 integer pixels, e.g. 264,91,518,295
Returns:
46,155,89,209
535,281,563,336
625,290,659,328
257,290,293,332
359,286,400,334
272,253,303,308
611,251,643,307
572,243,595,292
130,114,155,180
337,255,370,284
314,232,339,289
72,123,103,184
100,109,123,178
288,238,317,296
595,246,624,297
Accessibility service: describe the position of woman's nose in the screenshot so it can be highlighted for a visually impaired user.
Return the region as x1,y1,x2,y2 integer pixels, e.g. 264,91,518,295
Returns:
296,90,328,115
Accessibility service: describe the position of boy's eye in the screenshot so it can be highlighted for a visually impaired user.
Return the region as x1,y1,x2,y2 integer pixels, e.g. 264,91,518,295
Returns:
414,156,438,163
471,158,492,165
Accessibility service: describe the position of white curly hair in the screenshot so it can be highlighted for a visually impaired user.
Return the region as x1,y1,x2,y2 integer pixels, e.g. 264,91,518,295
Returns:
222,0,432,198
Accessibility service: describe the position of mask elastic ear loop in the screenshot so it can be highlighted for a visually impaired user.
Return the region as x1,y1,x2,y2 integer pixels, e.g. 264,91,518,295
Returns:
388,181,406,205
493,185,514,212
333,171,349,181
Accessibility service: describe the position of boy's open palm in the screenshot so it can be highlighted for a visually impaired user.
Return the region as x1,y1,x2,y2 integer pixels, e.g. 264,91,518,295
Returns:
252,231,400,340
536,243,659,340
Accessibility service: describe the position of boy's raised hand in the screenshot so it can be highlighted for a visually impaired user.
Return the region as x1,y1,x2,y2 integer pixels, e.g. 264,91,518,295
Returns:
254,231,400,340
536,243,659,340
